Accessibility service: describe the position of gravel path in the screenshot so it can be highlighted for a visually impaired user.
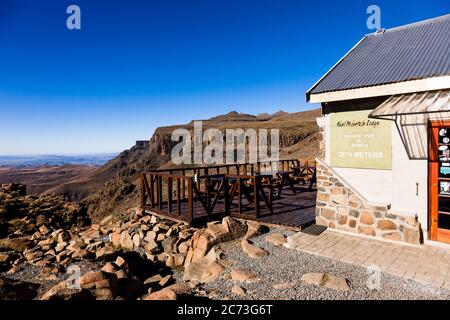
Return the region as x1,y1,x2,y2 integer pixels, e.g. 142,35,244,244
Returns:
181,229,450,300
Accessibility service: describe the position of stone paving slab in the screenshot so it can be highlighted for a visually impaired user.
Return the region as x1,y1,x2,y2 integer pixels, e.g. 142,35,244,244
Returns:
285,229,450,289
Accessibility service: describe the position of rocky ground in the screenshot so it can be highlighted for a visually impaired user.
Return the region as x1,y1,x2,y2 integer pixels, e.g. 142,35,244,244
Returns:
185,228,450,300
1,183,449,300
0,183,90,239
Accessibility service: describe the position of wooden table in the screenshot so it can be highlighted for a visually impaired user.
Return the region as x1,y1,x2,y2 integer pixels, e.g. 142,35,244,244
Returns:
257,170,296,199
290,166,316,190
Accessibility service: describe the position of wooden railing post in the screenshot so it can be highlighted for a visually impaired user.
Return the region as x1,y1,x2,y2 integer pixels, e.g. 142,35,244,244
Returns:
187,178,194,225
237,178,242,214
157,175,163,211
150,174,155,207
254,176,260,218
141,174,146,209
182,169,186,199
167,176,173,214
176,178,181,216
223,176,230,214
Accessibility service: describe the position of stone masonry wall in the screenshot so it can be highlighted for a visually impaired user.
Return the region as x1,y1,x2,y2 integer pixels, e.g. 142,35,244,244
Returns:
315,162,423,245
318,125,325,160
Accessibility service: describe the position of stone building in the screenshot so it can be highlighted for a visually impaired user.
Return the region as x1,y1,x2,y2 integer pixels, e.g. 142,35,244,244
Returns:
306,14,450,245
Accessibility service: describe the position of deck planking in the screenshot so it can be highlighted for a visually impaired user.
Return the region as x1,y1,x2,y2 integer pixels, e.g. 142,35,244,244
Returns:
144,185,317,229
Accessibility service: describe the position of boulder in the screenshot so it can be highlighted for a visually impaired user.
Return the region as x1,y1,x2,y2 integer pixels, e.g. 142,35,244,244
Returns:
144,231,157,241
71,249,91,259
244,221,269,239
158,274,173,287
37,238,54,247
231,285,246,297
144,240,159,253
144,274,163,285
161,236,176,253
39,225,50,235
222,217,248,239
78,229,100,244
166,253,186,268
241,239,268,258
110,230,121,247
178,241,190,253
120,231,133,251
184,218,246,267
23,247,43,261
230,269,259,283
0,236,32,252
79,271,105,286
265,233,287,246
165,282,192,295
300,272,324,286
55,242,67,252
183,260,225,283
57,231,70,243
101,262,117,274
0,252,15,264
115,256,127,268
96,246,114,260
41,281,93,300
132,234,140,248
144,288,177,300
301,273,350,291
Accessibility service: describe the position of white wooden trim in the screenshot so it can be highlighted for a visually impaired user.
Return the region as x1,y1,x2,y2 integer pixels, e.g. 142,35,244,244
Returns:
309,76,450,103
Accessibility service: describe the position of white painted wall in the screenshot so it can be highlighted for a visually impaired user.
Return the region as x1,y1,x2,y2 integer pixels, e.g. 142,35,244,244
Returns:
320,114,428,230
390,126,428,225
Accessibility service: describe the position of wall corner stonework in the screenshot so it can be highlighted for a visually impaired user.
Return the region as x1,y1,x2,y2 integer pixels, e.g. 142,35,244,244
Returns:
316,117,326,160
315,162,423,245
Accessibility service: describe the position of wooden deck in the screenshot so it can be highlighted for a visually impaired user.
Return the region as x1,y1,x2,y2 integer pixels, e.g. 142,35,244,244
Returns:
141,160,317,229
143,184,317,229
251,186,316,228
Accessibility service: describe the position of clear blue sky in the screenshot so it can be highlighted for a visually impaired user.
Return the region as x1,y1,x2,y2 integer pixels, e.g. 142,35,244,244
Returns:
0,0,448,155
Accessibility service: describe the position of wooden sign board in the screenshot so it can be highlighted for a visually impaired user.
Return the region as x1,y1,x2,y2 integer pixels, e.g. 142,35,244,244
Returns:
330,110,392,170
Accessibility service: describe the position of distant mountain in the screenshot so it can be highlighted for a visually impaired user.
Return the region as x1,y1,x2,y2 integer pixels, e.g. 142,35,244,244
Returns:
0,109,320,222
0,154,118,167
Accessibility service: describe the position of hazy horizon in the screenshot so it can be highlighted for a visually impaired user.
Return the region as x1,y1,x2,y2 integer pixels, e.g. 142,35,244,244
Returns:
0,153,119,167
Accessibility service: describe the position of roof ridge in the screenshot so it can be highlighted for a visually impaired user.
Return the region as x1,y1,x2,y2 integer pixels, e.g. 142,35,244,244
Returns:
366,13,450,36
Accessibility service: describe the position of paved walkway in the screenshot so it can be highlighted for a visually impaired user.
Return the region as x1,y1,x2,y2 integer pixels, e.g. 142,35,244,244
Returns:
285,230,450,290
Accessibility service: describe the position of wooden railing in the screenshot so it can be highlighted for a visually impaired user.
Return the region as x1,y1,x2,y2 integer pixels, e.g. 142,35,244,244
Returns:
141,172,230,225
141,159,316,226
148,159,316,176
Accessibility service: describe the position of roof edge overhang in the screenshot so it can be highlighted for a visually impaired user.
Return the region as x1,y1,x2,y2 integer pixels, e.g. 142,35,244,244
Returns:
307,75,450,104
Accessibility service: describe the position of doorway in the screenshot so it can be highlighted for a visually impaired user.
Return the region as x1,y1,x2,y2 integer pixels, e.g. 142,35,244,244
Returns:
429,121,450,244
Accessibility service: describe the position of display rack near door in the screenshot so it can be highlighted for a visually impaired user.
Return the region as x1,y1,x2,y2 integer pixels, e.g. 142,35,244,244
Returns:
429,120,450,244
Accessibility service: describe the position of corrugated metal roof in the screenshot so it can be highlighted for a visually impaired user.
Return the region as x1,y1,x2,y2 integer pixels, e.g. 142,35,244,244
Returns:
308,14,450,95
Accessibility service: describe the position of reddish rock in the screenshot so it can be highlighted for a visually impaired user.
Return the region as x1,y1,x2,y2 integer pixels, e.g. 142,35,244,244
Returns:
321,208,335,220
377,220,397,231
337,214,348,225
360,211,374,225
241,239,268,259
144,288,177,300
358,226,375,236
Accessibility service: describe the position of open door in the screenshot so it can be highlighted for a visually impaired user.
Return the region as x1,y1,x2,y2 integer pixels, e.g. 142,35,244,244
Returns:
429,121,450,244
